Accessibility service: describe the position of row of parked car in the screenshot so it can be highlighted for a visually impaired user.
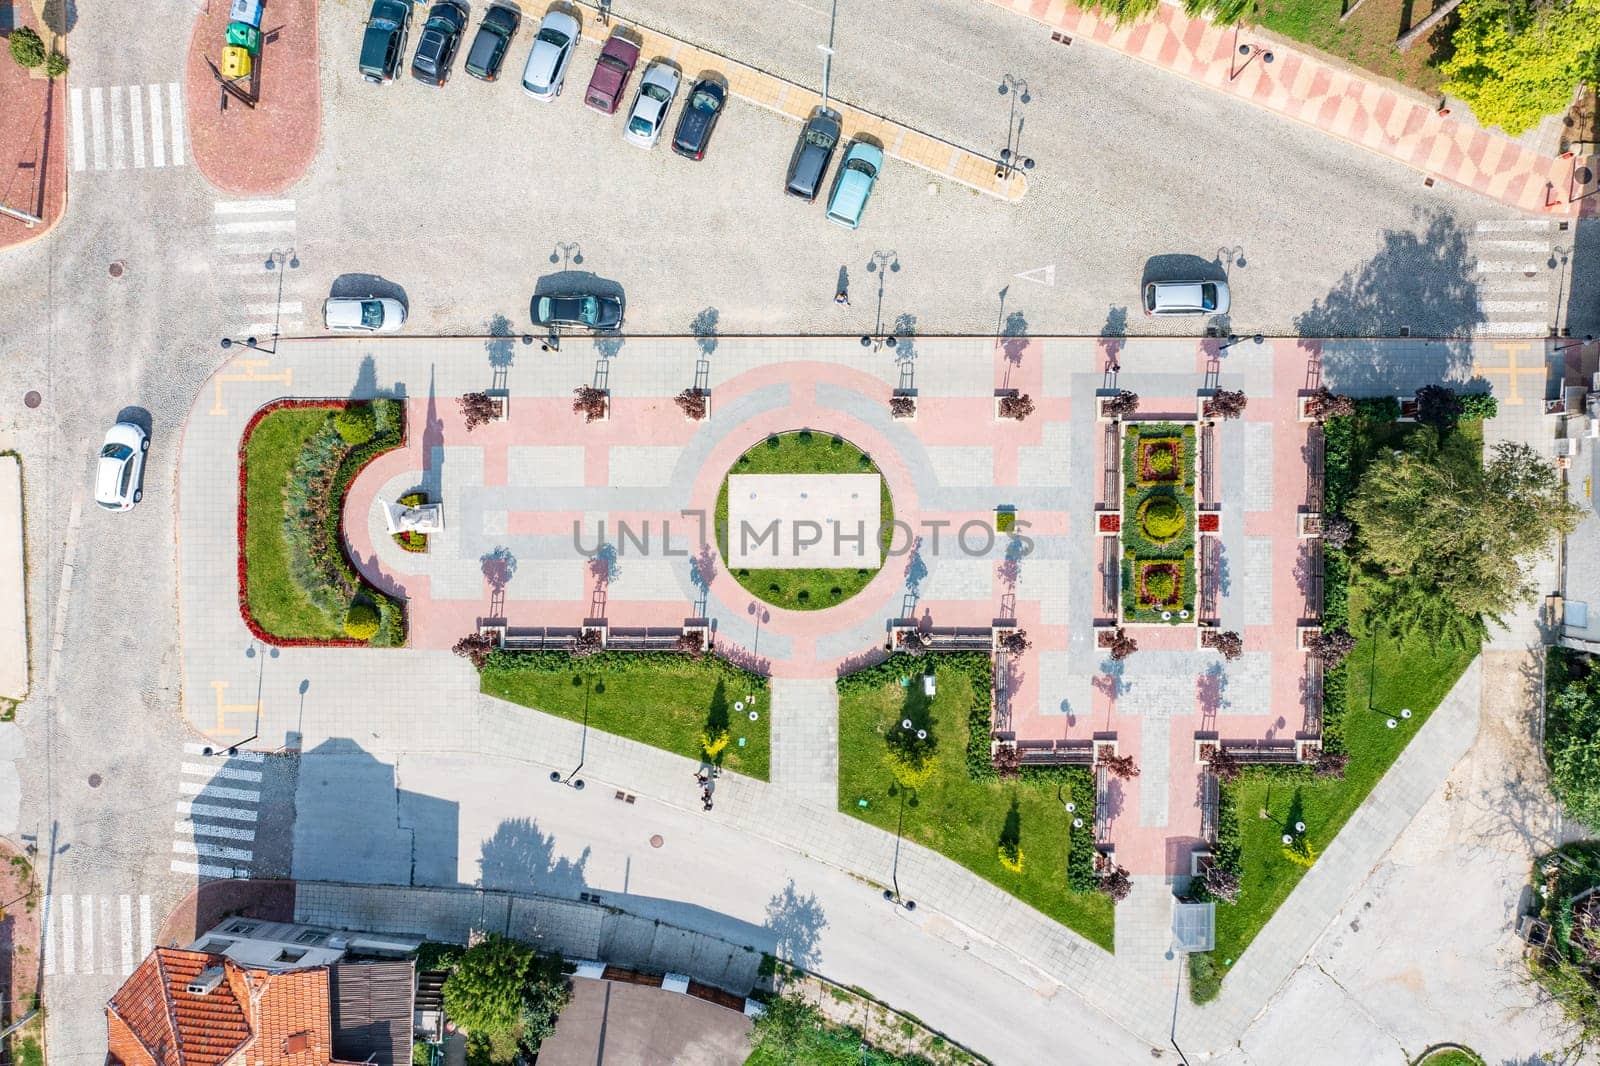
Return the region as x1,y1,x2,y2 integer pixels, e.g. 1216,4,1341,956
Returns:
358,2,885,227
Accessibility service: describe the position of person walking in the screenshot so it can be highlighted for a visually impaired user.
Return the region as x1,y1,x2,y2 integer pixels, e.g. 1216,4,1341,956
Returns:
834,289,850,307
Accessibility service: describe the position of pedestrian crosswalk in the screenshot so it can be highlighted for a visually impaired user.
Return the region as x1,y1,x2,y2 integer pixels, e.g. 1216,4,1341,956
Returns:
41,893,153,977
213,199,309,338
171,742,264,879
1472,218,1558,338
69,83,185,174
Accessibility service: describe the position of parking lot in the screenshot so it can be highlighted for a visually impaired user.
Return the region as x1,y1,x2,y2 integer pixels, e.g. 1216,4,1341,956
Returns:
289,0,1516,339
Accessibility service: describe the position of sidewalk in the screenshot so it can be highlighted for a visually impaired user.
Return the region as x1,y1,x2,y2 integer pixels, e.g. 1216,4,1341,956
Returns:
986,0,1599,217
0,6,67,248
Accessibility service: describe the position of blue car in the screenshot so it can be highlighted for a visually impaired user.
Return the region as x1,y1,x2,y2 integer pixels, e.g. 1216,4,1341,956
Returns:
825,141,884,229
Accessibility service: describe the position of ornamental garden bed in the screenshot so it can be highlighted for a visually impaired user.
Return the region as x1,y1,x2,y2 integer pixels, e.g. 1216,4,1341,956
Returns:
393,492,429,553
836,653,1112,949
1121,422,1196,624
479,649,771,779
714,430,893,612
238,399,407,646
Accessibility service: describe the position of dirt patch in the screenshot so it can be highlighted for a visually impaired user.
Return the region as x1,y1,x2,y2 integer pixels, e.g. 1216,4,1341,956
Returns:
1253,0,1453,97
157,878,295,947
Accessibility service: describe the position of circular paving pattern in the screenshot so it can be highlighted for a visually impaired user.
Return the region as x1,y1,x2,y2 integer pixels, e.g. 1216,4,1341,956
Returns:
715,429,894,611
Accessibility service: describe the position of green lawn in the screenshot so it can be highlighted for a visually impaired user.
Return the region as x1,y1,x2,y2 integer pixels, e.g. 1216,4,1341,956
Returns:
1190,615,1476,1000
243,407,345,640
837,658,1114,951
1252,0,1450,96
716,431,894,611
481,650,772,780
1413,1049,1486,1066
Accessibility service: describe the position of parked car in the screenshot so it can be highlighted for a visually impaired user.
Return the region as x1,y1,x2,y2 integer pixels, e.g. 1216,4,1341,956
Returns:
531,292,625,332
1143,280,1230,316
95,421,148,512
622,62,680,148
464,3,520,82
521,10,581,100
411,0,467,85
584,33,640,114
785,107,841,201
323,296,407,332
671,79,725,160
359,0,412,85
825,141,884,229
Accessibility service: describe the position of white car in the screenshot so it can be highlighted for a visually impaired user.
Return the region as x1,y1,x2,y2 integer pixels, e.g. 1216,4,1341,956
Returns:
622,62,680,149
95,421,148,512
323,296,407,332
521,10,580,100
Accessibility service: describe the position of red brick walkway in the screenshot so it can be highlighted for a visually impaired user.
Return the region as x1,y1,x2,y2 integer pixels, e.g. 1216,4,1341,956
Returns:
184,0,321,196
989,0,1600,217
0,14,67,249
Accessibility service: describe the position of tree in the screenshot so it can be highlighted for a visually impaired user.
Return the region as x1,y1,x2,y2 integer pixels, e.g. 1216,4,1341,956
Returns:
1321,514,1355,551
1307,628,1357,668
1546,654,1600,828
8,27,45,69
459,391,499,431
1098,864,1133,902
1206,746,1242,783
1203,863,1240,903
1347,434,1581,629
999,393,1036,421
1413,384,1463,428
442,935,534,1063
453,632,497,669
1103,390,1140,418
516,954,571,1057
1304,386,1355,421
1438,0,1600,134
1106,628,1138,661
1203,389,1248,420
998,628,1032,658
572,385,608,422
1101,753,1140,780
45,51,68,77
675,388,708,420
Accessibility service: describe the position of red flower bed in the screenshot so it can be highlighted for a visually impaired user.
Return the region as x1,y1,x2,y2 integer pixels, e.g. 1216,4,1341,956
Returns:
236,398,406,648
1137,438,1181,483
1098,512,1121,533
1198,512,1219,532
1137,560,1184,607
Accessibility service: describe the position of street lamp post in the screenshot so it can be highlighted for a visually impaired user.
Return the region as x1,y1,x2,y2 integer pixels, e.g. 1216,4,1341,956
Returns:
884,720,919,910
1555,334,1595,353
863,251,900,351
1230,42,1274,81
997,76,1033,180
550,675,602,788
819,0,838,109
1217,333,1264,353
203,643,277,756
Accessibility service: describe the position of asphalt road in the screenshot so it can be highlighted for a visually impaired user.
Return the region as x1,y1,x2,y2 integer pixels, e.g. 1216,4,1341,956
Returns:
0,0,1591,1060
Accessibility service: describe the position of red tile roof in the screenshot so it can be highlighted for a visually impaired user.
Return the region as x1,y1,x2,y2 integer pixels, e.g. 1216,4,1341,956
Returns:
106,948,336,1066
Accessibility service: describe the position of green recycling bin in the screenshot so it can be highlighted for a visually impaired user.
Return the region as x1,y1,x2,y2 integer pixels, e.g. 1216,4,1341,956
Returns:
226,21,261,55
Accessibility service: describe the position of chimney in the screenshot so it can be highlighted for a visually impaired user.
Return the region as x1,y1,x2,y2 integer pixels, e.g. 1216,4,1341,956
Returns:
186,967,225,996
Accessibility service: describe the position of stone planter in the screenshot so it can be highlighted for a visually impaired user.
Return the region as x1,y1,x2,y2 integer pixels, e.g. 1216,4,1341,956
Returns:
486,388,511,423
1297,511,1322,538
477,622,507,646
1296,624,1322,651
890,390,917,421
994,388,1019,421
1296,392,1319,423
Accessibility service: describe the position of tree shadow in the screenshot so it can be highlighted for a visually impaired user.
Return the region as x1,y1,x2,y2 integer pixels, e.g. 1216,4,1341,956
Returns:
485,313,516,370
1001,309,1029,366
690,543,718,593
1100,306,1128,370
590,542,620,585
691,307,719,357
892,312,918,363
1198,661,1227,721
763,880,827,970
1094,658,1130,700
1216,541,1232,597
40,0,76,34
1294,210,1485,388
481,546,517,592
886,684,938,767
1284,787,1306,836
597,335,626,359
997,795,1022,860
477,816,590,897
903,537,928,594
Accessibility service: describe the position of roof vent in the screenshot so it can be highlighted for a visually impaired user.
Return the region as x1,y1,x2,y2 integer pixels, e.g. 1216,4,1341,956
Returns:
284,1032,309,1054
186,967,225,996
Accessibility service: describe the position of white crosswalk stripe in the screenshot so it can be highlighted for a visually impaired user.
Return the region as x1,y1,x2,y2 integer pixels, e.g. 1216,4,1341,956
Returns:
41,893,153,977
171,746,266,880
1471,218,1557,339
212,200,308,338
68,83,186,175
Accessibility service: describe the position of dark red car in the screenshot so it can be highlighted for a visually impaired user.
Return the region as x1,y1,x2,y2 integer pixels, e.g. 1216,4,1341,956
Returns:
584,33,640,114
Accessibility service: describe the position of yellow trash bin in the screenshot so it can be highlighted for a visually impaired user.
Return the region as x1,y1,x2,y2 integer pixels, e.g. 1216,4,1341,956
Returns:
221,45,252,80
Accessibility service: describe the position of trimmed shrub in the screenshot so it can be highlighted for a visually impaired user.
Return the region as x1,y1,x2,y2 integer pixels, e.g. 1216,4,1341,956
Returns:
1143,567,1176,601
45,51,68,77
344,602,380,641
334,403,377,446
9,28,46,69
1460,391,1498,420
1139,495,1184,542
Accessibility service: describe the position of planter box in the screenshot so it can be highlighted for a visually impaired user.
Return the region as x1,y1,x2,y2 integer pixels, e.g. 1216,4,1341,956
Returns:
1096,510,1121,535
1093,739,1118,763
486,387,511,423
1297,392,1319,423
1196,393,1216,422
890,389,917,422
1296,739,1322,762
478,623,507,647
1189,850,1214,877
1097,394,1120,423
1297,511,1322,538
680,389,711,423
1398,399,1419,422
1296,624,1322,651
996,505,1017,533
1194,736,1219,764
995,389,1020,421
1198,511,1220,534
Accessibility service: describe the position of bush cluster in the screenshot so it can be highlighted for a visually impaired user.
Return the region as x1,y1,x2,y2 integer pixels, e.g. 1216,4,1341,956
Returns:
483,647,768,690
343,602,379,640
9,27,45,69
334,403,376,445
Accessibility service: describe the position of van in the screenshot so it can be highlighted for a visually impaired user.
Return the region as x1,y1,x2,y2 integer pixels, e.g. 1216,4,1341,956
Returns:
1143,280,1230,316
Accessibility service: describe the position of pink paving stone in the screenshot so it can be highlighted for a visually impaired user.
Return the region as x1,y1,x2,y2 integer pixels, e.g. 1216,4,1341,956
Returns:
1155,30,1182,66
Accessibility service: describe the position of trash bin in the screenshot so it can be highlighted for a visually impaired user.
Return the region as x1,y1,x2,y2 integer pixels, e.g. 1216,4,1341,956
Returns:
226,21,261,54
221,45,253,80
229,0,263,29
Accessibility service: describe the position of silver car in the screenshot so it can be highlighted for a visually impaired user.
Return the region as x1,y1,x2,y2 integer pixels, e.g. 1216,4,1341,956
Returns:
1143,280,1230,317
95,421,148,512
622,62,680,149
323,296,407,332
521,10,580,100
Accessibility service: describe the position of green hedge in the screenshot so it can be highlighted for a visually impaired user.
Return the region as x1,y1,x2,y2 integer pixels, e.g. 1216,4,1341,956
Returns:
327,401,406,643
483,647,769,689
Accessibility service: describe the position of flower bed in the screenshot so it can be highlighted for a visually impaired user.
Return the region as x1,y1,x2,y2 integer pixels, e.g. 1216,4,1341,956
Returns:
1121,422,1196,623
394,492,429,553
238,398,407,647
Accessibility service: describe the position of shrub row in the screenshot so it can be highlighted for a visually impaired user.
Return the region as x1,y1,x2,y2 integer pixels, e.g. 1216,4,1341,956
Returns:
483,648,769,690
319,400,407,645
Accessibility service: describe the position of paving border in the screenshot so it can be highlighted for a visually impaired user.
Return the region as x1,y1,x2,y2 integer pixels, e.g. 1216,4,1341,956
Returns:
982,0,1600,217
564,1,1026,202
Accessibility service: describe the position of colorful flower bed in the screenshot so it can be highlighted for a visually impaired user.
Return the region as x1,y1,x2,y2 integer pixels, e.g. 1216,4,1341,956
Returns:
1121,422,1196,624
393,491,429,553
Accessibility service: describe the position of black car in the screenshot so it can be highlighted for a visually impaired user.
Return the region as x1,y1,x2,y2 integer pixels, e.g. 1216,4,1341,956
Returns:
531,293,625,332
671,80,726,160
411,0,467,85
785,106,841,201
359,0,411,84
464,3,520,82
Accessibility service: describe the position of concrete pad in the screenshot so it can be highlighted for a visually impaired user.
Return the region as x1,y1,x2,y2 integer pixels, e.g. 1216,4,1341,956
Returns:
507,446,586,487
0,724,22,834
727,474,881,569
0,456,26,702
608,446,684,488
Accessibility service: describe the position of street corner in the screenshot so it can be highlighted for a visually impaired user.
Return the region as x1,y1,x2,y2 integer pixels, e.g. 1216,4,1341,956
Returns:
0,4,68,249
185,0,322,196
